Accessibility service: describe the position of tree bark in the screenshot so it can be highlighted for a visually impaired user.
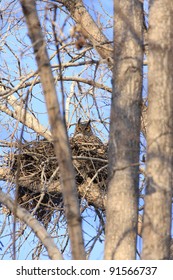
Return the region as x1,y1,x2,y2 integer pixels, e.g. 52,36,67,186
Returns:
20,0,85,260
142,0,173,260
105,0,143,259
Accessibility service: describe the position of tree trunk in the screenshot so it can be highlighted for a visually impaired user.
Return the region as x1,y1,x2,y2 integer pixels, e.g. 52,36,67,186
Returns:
142,0,173,260
20,0,85,260
105,0,143,259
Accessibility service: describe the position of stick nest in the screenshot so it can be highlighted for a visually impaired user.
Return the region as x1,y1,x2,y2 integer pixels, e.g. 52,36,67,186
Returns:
9,137,108,226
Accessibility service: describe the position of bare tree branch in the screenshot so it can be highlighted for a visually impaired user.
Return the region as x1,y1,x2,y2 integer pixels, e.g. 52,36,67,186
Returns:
55,0,113,68
0,95,52,141
0,189,63,260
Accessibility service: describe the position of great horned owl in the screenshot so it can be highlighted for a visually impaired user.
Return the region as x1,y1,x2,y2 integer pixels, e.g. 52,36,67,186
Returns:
74,118,93,138
71,118,107,190
73,118,102,145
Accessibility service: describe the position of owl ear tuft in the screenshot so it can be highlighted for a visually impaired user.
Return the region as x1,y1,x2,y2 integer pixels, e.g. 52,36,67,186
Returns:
87,120,91,126
78,118,81,125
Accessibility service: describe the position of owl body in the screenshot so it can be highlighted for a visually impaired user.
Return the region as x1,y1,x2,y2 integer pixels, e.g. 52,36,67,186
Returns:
71,119,107,190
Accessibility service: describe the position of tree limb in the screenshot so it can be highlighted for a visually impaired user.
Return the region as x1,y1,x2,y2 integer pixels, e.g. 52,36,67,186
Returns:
0,189,63,260
56,0,113,68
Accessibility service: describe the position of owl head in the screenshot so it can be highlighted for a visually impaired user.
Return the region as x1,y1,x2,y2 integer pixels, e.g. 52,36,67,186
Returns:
74,118,93,137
